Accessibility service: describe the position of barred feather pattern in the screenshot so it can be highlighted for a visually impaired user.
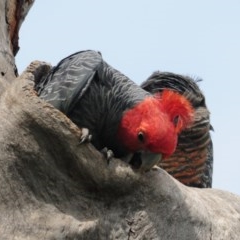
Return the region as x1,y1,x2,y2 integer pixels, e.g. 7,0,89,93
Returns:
141,71,213,188
36,50,103,113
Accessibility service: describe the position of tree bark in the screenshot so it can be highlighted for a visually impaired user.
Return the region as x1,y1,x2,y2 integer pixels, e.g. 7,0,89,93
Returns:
0,1,240,239
0,0,33,92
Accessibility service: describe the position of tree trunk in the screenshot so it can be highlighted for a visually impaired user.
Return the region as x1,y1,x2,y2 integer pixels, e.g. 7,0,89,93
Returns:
0,0,33,93
0,1,240,239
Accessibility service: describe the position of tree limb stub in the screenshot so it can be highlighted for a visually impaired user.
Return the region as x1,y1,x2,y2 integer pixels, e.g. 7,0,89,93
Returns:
0,61,239,239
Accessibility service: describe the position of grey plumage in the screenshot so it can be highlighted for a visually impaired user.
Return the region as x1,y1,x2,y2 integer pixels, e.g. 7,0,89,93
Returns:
36,50,150,157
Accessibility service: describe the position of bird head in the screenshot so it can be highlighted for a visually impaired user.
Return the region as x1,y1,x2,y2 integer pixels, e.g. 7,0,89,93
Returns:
117,90,194,169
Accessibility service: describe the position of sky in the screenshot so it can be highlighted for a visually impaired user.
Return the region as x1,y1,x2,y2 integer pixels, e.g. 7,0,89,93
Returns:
16,1,240,195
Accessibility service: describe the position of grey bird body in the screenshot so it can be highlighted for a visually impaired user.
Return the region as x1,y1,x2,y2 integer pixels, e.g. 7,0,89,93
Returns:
36,50,150,157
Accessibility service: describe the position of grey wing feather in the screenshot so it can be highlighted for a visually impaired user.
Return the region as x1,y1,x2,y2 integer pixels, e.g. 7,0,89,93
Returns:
36,50,103,114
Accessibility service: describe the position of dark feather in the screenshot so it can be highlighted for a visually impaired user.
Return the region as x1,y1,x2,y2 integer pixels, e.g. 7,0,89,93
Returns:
36,50,150,157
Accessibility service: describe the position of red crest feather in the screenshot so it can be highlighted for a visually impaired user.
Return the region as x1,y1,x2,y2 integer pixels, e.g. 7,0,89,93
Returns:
157,90,194,133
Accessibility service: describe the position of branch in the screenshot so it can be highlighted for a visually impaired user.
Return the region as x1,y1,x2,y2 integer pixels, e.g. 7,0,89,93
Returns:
0,61,239,239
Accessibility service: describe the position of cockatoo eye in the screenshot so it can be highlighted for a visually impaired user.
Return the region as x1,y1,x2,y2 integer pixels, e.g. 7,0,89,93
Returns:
137,131,145,143
173,115,180,127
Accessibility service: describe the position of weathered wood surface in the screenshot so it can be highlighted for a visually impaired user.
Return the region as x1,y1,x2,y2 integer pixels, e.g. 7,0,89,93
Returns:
0,0,34,94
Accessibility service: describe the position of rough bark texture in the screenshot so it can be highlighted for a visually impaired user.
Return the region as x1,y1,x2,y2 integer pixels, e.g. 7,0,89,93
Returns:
0,0,33,89
0,1,240,239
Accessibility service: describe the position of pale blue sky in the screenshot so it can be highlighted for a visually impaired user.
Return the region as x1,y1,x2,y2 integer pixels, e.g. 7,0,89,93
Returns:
17,1,240,195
